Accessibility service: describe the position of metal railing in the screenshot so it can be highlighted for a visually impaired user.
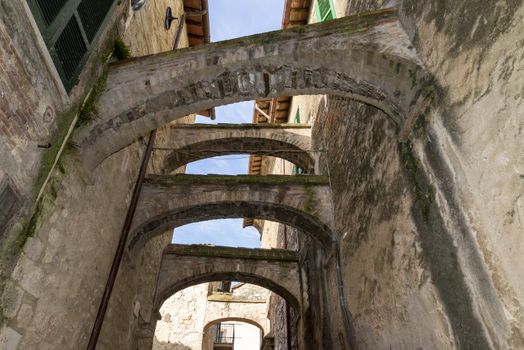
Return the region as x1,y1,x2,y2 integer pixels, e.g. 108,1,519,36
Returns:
215,323,235,344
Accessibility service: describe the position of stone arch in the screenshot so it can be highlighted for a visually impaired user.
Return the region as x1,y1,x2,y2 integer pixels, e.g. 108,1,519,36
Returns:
75,9,433,167
201,318,265,350
151,124,314,174
154,245,301,314
129,175,335,253
203,318,264,334
156,273,299,311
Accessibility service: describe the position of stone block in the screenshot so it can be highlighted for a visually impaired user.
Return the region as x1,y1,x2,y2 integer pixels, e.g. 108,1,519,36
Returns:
16,303,34,329
23,237,45,263
0,326,22,349
1,281,24,319
12,255,44,298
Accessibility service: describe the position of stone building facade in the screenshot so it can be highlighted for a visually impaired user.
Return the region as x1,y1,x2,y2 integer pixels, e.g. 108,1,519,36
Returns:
153,282,268,350
0,0,523,349
0,0,201,348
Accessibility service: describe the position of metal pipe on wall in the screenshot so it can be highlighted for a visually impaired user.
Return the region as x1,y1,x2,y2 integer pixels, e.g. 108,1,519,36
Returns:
87,14,187,349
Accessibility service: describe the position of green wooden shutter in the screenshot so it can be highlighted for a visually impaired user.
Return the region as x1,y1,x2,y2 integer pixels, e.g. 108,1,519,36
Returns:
35,0,68,24
77,0,115,43
27,0,117,91
294,107,301,123
315,0,336,22
52,16,88,81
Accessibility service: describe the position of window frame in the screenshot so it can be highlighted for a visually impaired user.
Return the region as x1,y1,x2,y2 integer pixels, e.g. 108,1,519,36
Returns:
315,0,336,22
26,0,118,91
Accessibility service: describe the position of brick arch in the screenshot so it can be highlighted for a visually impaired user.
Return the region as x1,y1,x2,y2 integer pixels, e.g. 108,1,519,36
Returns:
150,124,314,175
153,245,301,313
128,175,335,253
75,9,433,167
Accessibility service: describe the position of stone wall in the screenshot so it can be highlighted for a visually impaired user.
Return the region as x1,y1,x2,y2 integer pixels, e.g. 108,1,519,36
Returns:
2,0,522,348
154,283,269,350
0,0,129,314
0,1,193,348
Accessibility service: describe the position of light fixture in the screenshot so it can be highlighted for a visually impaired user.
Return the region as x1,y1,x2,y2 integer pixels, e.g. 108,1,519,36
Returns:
165,7,178,30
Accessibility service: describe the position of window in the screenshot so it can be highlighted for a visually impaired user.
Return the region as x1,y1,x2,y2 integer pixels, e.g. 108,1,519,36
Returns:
27,0,117,91
315,0,336,22
215,323,235,344
218,280,233,293
294,107,301,123
294,166,304,175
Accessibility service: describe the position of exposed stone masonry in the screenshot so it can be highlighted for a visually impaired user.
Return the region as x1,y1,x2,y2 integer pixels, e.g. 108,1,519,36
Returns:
164,244,298,262
75,9,433,168
155,244,300,307
151,123,315,174
128,174,334,253
2,1,523,349
150,244,302,345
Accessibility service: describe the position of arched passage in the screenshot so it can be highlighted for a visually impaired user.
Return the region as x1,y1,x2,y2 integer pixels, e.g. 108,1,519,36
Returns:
203,318,264,334
151,124,314,174
202,318,264,350
129,175,335,253
75,9,433,167
153,244,301,313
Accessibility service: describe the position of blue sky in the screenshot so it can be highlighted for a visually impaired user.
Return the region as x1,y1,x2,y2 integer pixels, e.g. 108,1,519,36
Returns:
172,0,285,248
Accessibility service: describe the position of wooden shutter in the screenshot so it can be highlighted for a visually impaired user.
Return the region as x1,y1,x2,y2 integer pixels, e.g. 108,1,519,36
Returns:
27,0,117,91
315,0,335,22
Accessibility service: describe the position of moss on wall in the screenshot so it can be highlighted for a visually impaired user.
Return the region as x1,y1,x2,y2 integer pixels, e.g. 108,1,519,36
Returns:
0,19,129,328
166,244,298,262
146,174,330,186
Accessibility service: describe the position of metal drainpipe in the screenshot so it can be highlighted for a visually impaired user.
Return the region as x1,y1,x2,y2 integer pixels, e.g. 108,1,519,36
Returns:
87,15,187,350
282,159,292,350
87,130,157,350
284,226,292,350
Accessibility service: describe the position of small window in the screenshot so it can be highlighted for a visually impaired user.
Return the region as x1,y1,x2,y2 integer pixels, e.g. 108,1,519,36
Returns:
294,166,304,175
218,280,233,293
315,0,336,22
294,107,301,124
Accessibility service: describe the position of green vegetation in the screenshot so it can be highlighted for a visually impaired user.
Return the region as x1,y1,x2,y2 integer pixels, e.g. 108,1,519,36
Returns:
113,37,131,60
76,68,108,127
147,174,330,186
303,183,317,214
399,141,435,221
169,244,298,262
0,23,126,329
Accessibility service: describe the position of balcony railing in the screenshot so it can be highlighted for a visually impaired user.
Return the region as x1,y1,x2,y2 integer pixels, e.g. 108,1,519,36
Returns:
215,323,235,344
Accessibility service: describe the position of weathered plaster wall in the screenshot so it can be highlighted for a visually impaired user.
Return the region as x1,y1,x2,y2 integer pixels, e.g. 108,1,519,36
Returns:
2,0,521,348
153,284,208,350
256,1,523,349
306,0,524,349
153,283,269,350
398,1,524,347
313,98,454,349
